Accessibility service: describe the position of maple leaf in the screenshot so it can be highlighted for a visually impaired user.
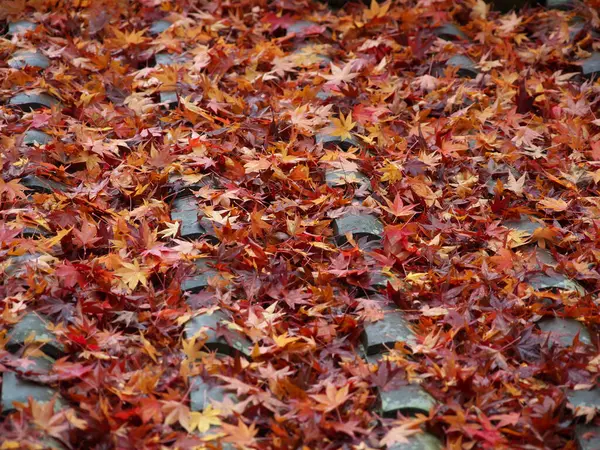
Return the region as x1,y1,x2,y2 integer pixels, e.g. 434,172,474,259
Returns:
115,259,149,290
139,397,163,424
30,399,69,438
380,422,422,447
512,126,542,148
410,179,440,207
564,97,589,117
379,161,404,183
158,221,179,239
140,332,159,362
310,384,351,412
189,405,222,433
53,262,84,288
162,401,191,432
250,209,272,238
222,419,258,447
30,113,52,128
322,62,359,87
329,419,369,438
327,113,356,142
203,206,238,225
262,13,295,31
364,0,391,21
289,104,314,131
537,197,569,212
43,228,72,250
124,94,155,116
471,0,489,20
352,104,389,123
51,360,92,381
244,158,271,173
289,104,332,132
272,331,301,348
111,27,149,48
413,74,438,92
0,178,28,201
65,409,88,430
266,56,297,79
504,171,526,196
73,219,101,249
498,12,522,36
382,194,417,218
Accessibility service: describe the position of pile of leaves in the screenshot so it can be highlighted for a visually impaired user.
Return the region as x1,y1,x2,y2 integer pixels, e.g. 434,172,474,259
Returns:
0,0,599,448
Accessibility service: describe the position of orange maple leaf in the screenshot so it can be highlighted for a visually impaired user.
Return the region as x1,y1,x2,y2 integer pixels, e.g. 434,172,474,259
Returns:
310,384,351,412
222,419,258,447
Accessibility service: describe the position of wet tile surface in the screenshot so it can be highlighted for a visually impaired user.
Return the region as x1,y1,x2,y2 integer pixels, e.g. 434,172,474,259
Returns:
387,431,443,450
149,20,171,35
20,175,67,194
1,357,63,413
333,213,384,245
362,306,415,355
434,23,467,41
582,53,600,78
8,51,50,69
9,92,59,111
538,318,592,347
575,425,600,450
171,196,218,242
316,130,360,150
182,260,227,293
7,20,37,35
190,376,236,412
7,313,65,359
379,384,437,417
567,388,600,412
184,310,252,357
446,55,479,78
22,130,52,146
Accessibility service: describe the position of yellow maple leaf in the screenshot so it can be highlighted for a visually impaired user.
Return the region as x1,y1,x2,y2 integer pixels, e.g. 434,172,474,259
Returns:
180,95,204,115
537,197,569,212
115,259,148,290
379,161,403,183
244,158,271,173
329,113,356,142
410,180,439,207
507,230,531,248
421,306,449,317
189,405,222,433
182,336,204,361
112,28,149,47
43,228,72,249
124,94,155,116
405,272,429,286
310,241,336,252
364,0,391,21
310,384,350,412
140,332,159,363
471,0,489,20
159,221,179,238
154,67,178,90
273,332,300,348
